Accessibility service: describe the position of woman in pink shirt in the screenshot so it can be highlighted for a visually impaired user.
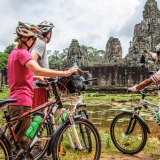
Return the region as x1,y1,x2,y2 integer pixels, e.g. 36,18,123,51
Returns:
8,21,77,150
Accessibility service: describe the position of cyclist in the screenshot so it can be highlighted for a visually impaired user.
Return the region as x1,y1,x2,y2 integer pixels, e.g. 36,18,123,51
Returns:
128,44,160,93
31,20,54,109
31,20,54,157
147,44,160,67
7,21,78,151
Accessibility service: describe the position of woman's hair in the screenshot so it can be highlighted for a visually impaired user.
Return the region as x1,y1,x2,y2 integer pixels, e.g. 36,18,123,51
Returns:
14,36,29,49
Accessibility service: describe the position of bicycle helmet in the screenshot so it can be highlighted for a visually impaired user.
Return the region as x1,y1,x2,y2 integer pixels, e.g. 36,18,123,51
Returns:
37,20,54,37
155,44,160,52
16,21,43,38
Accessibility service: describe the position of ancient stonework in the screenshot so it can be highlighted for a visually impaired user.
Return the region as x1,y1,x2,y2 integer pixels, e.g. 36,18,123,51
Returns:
126,0,160,69
67,39,89,67
105,37,122,62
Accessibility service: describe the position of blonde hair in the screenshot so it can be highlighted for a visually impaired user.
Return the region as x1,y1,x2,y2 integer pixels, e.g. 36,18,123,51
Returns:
14,36,29,49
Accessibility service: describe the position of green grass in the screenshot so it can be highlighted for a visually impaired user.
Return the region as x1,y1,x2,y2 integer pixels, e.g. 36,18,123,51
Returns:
1,89,160,158
0,85,9,99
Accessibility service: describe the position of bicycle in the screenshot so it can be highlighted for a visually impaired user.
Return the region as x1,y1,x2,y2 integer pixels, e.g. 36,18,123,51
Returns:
110,88,159,154
35,76,98,159
0,75,101,160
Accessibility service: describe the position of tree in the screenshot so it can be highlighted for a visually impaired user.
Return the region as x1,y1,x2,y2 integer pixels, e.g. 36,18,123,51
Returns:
0,53,9,69
48,49,68,69
48,50,61,69
86,46,105,62
4,44,15,54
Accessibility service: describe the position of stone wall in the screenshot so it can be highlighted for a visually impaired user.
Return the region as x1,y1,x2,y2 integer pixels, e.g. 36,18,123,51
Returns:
82,65,150,88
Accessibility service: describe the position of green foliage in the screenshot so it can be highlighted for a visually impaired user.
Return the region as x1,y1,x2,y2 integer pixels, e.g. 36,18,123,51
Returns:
0,85,9,99
0,53,9,69
48,50,67,69
4,44,15,54
85,46,105,62
48,46,105,68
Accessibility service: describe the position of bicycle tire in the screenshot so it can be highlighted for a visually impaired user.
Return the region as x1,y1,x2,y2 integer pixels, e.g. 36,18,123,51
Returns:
0,137,12,160
30,114,53,160
110,112,147,154
52,117,101,160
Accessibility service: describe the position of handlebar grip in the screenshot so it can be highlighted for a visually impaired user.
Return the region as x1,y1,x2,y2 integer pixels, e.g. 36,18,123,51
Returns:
72,69,84,76
36,81,48,88
44,77,55,81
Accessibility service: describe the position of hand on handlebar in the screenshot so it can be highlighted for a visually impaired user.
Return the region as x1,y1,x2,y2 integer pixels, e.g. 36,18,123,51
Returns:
70,68,83,76
65,67,79,77
34,76,46,82
127,88,134,94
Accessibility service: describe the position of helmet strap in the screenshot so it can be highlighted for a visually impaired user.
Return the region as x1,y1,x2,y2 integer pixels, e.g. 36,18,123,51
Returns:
21,37,36,51
45,31,52,43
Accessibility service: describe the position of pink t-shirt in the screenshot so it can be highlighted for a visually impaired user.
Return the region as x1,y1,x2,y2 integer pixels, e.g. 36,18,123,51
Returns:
8,49,34,106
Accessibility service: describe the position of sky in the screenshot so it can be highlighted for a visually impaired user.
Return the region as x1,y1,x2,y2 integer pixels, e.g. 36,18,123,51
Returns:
0,0,160,58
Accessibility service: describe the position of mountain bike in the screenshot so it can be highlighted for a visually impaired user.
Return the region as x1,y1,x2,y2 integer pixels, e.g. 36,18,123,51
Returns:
36,77,98,159
110,88,159,154
0,75,101,160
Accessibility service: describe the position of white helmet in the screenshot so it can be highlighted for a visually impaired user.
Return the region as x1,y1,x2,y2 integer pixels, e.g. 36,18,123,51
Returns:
37,20,54,37
155,44,160,52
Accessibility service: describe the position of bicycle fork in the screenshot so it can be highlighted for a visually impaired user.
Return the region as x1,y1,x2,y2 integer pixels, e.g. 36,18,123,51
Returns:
66,110,83,150
125,111,139,135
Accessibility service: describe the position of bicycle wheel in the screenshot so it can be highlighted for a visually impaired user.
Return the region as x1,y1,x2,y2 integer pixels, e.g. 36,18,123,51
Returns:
110,112,147,154
0,137,12,160
30,118,53,159
52,117,101,160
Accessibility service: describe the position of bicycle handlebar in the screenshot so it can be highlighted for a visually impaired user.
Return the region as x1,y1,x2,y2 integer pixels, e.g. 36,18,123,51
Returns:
36,77,98,87
83,77,97,84
135,88,153,99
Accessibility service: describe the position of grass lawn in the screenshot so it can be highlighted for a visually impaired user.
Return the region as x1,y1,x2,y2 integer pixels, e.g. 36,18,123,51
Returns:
1,87,160,158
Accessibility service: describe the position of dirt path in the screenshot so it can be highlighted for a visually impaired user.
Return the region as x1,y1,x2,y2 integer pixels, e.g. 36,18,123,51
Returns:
100,152,160,160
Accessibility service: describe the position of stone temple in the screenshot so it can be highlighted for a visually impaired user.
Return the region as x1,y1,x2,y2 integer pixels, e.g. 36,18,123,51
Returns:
62,0,160,90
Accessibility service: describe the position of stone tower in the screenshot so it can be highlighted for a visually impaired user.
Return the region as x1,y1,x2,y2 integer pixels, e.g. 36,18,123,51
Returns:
105,37,122,62
128,0,160,55
67,39,89,67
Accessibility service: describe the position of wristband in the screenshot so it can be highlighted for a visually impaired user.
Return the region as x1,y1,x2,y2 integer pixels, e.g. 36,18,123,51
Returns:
131,85,137,92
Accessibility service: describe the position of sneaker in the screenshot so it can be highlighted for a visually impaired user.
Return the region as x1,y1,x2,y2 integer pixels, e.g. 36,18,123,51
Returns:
31,146,44,155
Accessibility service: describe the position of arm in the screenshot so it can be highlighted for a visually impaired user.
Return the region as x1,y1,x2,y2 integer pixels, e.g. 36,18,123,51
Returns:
127,78,153,93
148,51,157,60
31,52,39,62
148,51,154,58
25,59,77,77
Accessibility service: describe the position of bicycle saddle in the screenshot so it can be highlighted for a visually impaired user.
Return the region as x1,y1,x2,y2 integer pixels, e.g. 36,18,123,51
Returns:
0,99,17,107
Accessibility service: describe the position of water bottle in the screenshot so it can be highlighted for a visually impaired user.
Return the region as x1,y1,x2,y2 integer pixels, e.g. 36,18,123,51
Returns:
73,61,78,67
155,102,160,120
59,112,68,124
72,62,84,82
26,115,42,138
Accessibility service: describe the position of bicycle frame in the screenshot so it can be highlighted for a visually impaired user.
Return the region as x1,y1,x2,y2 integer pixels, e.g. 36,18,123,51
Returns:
0,79,84,158
124,90,159,135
